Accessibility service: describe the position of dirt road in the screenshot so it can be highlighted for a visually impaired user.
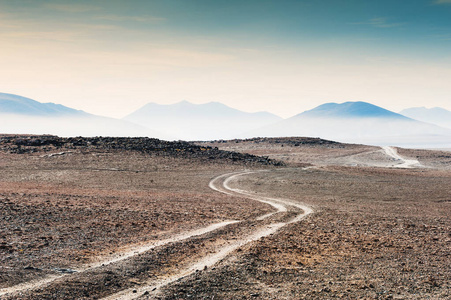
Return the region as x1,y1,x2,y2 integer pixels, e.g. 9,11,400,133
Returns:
0,170,312,299
382,146,422,168
102,171,313,299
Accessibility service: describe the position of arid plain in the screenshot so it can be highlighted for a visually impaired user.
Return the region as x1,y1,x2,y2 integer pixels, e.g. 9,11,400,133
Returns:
0,135,450,299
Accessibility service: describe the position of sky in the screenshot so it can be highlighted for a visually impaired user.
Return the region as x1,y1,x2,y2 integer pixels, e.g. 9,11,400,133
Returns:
1,0,451,118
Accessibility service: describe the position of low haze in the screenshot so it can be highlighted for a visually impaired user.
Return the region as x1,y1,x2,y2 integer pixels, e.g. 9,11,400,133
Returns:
0,93,166,138
400,107,451,129
247,102,451,148
0,114,165,138
2,92,451,148
124,101,282,140
1,0,451,118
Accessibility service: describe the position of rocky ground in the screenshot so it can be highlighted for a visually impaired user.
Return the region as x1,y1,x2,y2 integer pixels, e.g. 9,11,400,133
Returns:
397,147,451,170
200,137,382,167
1,136,450,299
156,167,450,300
0,135,277,292
0,135,282,166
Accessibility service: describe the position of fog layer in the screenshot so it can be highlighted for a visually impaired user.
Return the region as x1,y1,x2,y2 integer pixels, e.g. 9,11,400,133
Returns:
0,114,168,139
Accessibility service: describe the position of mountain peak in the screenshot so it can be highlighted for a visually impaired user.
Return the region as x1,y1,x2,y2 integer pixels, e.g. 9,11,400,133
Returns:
176,100,192,105
299,101,409,119
123,100,282,140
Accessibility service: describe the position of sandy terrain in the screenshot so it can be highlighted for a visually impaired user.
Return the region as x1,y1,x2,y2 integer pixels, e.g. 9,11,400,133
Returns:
1,136,450,299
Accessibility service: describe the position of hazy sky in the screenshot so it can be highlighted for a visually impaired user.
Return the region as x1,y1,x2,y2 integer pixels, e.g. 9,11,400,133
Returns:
1,0,451,118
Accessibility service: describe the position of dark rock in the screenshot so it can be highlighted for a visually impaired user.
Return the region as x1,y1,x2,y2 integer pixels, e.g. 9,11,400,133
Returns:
24,266,42,271
0,135,284,166
54,268,77,274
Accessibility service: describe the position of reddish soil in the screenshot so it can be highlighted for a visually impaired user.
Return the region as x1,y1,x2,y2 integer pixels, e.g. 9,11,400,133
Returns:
0,136,275,292
157,166,450,300
1,136,450,299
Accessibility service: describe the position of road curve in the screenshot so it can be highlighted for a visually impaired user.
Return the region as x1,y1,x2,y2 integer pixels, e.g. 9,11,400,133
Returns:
209,171,288,220
104,170,313,300
222,171,313,223
1,170,313,299
382,146,422,168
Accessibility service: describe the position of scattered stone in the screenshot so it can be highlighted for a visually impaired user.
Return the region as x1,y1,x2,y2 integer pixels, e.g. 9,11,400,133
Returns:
54,268,77,274
23,266,42,271
0,135,284,166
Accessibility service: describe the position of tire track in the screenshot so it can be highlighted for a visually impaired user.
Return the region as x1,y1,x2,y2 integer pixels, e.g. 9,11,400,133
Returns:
103,170,313,300
382,146,422,168
2,170,312,299
0,221,238,297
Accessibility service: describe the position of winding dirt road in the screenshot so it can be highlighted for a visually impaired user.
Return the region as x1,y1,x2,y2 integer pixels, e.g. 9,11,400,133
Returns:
0,170,313,299
1,147,423,299
103,170,313,299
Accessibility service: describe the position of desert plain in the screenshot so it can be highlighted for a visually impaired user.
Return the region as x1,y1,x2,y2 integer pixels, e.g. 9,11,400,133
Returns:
0,135,450,299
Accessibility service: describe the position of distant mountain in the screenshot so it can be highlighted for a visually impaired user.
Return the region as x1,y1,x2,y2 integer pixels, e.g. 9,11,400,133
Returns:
247,101,451,148
301,101,409,119
0,93,166,138
0,93,86,116
123,100,282,140
400,107,451,129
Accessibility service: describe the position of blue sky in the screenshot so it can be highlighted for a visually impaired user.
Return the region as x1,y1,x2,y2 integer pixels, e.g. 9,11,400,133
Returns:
1,0,450,117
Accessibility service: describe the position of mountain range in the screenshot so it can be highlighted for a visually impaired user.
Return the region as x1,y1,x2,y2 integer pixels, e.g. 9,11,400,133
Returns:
247,102,451,148
400,107,451,130
0,93,165,138
1,92,451,148
123,101,282,141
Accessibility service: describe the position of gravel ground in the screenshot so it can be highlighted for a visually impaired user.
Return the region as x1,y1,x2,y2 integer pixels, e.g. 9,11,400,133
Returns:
1,136,450,299
200,137,381,167
0,136,277,290
157,166,450,299
397,147,451,170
